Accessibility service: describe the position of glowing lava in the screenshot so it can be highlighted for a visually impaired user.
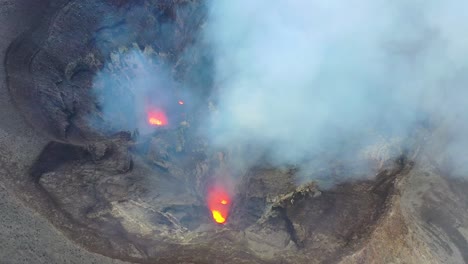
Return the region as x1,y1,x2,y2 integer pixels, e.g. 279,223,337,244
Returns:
149,118,162,126
207,185,230,224
147,109,168,126
211,210,226,224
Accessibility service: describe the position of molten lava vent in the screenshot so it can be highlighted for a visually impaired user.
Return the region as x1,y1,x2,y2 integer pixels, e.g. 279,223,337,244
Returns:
147,108,168,127
207,185,231,224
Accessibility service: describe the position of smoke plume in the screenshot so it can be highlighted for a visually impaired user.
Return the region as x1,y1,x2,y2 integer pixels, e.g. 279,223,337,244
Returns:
92,48,179,134
92,1,468,184
202,0,468,182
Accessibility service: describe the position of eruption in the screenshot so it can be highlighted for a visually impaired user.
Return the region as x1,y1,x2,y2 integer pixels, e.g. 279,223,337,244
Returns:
207,185,231,224
147,108,168,127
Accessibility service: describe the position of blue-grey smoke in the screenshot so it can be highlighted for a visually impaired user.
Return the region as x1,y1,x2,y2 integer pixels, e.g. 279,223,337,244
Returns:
202,0,468,181
91,1,468,184
89,1,206,136
91,48,180,134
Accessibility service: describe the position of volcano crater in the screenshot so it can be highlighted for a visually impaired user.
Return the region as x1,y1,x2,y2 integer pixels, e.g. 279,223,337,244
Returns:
6,1,466,264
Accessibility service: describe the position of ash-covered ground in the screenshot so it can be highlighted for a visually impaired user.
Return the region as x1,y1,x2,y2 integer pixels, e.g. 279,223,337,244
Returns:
1,0,468,264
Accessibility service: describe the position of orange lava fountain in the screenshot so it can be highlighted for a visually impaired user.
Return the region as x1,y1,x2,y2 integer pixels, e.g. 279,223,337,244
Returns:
207,185,231,224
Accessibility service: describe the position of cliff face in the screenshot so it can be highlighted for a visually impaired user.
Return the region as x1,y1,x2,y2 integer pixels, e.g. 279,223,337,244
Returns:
2,0,468,263
342,158,468,264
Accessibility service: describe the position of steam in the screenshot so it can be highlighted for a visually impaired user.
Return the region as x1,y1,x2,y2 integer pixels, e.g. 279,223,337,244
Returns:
92,48,179,134
203,0,468,181
91,1,468,184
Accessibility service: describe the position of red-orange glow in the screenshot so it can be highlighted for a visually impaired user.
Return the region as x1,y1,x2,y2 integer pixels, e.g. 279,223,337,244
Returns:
178,100,185,105
207,185,230,224
149,118,163,126
147,109,168,126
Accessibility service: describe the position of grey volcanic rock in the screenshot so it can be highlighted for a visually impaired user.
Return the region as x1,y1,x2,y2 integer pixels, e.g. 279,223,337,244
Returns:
0,0,127,263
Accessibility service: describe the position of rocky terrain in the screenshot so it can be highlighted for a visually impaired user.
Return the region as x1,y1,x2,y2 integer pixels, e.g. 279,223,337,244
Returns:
1,0,467,263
